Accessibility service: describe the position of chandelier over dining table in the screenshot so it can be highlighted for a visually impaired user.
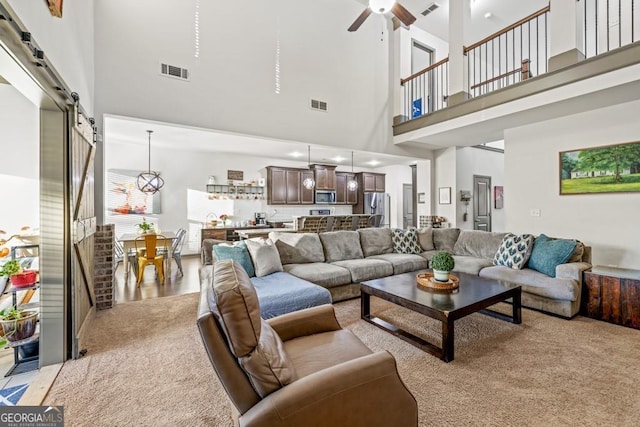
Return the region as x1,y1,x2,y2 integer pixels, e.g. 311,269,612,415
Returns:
136,130,165,194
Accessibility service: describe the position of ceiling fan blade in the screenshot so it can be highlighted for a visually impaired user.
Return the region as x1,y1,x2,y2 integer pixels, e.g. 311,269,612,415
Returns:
348,7,372,32
391,2,416,27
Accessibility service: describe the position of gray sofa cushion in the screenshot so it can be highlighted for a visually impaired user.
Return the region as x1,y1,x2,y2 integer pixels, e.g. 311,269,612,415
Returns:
269,232,325,264
479,266,579,301
452,255,495,275
357,228,393,257
433,228,461,252
331,259,393,283
417,228,435,251
368,253,429,275
453,230,507,259
283,263,352,289
319,231,364,262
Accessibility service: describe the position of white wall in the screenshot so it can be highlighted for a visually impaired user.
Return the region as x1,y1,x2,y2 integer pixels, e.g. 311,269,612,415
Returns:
504,100,640,269
7,0,95,114
377,164,413,228
92,0,423,158
0,84,40,235
416,160,432,218
106,139,397,253
433,147,457,227
455,146,505,231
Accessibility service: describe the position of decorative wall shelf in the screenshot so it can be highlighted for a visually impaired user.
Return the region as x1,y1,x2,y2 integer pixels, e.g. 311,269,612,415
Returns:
206,184,265,200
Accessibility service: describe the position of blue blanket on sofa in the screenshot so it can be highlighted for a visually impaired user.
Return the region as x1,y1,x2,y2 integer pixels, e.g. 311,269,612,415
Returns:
251,272,332,319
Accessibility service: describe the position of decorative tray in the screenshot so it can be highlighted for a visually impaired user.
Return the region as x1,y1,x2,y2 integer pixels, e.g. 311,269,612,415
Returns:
416,272,460,291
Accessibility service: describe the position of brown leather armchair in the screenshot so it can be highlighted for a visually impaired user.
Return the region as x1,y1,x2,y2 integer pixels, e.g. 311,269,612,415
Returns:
198,260,418,427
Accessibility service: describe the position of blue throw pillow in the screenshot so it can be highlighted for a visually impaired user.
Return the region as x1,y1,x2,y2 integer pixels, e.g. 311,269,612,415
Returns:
527,234,577,277
213,241,256,277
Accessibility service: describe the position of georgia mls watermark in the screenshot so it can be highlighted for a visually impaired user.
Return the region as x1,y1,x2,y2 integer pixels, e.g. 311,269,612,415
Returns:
0,406,63,427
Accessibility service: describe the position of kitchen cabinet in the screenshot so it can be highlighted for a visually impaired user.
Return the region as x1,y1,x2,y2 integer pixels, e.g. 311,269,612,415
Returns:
267,166,308,205
336,172,357,205
360,172,385,192
312,165,337,190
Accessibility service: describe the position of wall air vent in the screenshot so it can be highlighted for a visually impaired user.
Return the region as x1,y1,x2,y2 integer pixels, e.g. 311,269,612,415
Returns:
310,99,328,112
160,63,190,81
421,2,439,16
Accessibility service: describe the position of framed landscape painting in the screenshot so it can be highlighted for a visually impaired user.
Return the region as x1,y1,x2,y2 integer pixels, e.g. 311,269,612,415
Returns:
559,141,640,195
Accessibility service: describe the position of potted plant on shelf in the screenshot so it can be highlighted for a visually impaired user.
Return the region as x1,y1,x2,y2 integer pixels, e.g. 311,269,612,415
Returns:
0,306,38,342
136,217,155,234
219,214,231,227
431,251,455,282
1,259,37,288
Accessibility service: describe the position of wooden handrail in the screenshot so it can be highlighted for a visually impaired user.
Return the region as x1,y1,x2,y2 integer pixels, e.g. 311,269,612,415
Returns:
470,59,531,90
400,57,449,85
464,5,550,53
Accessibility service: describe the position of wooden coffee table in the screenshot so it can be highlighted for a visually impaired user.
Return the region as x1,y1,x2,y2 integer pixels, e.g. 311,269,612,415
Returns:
360,270,521,362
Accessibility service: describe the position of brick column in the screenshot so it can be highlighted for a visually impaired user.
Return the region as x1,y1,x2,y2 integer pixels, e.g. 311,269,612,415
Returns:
94,224,115,310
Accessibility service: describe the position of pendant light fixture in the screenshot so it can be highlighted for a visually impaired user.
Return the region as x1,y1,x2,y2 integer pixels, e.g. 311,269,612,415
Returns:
347,151,358,191
136,130,165,194
302,145,316,190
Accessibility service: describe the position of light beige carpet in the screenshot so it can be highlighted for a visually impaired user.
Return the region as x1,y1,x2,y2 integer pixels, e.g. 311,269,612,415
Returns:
44,293,640,426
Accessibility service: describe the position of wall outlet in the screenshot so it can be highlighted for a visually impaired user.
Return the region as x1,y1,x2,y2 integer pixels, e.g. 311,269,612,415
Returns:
530,208,541,217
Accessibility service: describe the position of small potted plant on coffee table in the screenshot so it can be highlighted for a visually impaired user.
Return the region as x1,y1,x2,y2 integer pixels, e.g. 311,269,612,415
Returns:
431,251,455,282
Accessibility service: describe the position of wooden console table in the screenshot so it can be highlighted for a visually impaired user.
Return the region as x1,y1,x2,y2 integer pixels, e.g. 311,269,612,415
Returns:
581,266,640,330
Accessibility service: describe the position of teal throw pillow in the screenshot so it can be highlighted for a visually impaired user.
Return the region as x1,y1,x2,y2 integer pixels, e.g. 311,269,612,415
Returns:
527,234,577,278
213,241,256,277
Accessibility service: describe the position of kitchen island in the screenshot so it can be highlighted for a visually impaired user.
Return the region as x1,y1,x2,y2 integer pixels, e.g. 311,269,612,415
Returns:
292,214,382,232
200,225,271,244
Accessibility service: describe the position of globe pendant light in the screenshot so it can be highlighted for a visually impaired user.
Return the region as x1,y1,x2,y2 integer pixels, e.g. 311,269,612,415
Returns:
347,151,358,191
136,130,165,194
369,0,395,14
302,145,316,190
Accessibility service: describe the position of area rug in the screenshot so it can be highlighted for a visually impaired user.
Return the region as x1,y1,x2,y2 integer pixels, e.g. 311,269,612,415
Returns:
44,293,640,426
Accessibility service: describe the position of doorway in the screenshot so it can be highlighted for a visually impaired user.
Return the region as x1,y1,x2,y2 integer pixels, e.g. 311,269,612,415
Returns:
473,175,492,231
411,40,435,114
402,184,413,228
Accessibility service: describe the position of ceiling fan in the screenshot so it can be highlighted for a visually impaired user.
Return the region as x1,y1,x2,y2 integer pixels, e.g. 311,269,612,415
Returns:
348,0,417,32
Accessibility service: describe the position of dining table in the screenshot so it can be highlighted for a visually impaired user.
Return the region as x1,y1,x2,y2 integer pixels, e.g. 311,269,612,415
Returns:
119,231,177,282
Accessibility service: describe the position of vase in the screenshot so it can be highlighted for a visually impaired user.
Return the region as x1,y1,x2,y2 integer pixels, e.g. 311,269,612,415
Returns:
433,269,450,282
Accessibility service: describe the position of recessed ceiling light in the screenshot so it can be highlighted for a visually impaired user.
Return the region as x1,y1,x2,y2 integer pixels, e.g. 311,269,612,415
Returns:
484,12,492,19
333,156,345,163
368,160,381,166
290,151,303,158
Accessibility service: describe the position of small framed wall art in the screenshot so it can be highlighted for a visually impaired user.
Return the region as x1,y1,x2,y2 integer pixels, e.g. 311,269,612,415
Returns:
418,192,426,204
494,186,504,209
438,187,451,204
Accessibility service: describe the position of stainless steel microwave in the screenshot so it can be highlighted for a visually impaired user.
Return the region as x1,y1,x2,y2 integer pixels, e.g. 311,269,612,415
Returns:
315,190,336,204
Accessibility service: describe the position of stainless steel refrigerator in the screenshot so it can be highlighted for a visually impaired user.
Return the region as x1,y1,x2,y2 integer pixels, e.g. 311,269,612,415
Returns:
363,192,390,227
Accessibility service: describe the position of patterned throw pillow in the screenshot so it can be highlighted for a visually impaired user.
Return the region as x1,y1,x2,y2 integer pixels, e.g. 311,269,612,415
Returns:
493,233,534,270
392,228,422,254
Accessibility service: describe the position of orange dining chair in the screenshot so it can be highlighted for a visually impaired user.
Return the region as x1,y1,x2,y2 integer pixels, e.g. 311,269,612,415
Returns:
134,234,168,286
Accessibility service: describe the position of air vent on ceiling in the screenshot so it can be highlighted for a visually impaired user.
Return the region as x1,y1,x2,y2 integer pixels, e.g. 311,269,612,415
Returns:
421,2,439,16
160,63,190,81
310,99,328,112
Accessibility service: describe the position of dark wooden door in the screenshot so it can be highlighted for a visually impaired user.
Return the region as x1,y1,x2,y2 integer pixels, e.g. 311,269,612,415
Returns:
473,175,492,231
268,168,287,204
301,170,315,204
286,170,301,204
70,105,96,358
335,173,347,204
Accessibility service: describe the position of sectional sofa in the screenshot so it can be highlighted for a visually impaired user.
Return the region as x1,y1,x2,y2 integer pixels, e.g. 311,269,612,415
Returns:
201,228,591,319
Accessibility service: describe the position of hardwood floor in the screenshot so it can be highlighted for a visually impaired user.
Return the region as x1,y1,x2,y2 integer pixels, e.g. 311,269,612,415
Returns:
114,254,203,303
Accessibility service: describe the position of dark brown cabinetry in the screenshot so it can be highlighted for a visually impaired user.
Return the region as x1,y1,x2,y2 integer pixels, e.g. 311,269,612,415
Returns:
361,172,385,192
312,164,337,190
267,166,310,205
336,172,357,205
581,266,640,330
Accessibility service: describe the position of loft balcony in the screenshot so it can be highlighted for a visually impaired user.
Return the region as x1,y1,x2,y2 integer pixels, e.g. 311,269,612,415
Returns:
393,1,640,147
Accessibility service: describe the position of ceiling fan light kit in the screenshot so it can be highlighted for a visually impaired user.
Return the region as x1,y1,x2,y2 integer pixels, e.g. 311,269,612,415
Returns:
348,1,416,32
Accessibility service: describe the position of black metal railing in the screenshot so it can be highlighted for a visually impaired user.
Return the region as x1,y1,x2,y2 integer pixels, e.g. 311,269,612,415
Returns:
580,0,638,58
464,6,550,97
400,57,449,121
